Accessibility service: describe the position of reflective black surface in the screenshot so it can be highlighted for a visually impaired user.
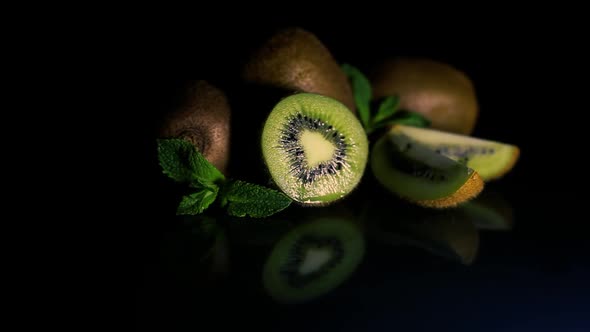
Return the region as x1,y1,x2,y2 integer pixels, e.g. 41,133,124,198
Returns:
132,22,588,331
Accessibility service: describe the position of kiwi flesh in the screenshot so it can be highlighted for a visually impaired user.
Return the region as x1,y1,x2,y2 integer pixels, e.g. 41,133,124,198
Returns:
261,93,368,205
243,27,356,113
262,216,365,303
389,125,519,181
362,195,479,265
160,80,231,174
371,127,483,208
370,57,478,135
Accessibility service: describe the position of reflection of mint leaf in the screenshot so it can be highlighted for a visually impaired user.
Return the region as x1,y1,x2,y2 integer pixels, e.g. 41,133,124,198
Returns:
157,139,225,185
388,111,431,128
372,96,400,125
176,187,219,215
341,63,372,130
221,180,292,218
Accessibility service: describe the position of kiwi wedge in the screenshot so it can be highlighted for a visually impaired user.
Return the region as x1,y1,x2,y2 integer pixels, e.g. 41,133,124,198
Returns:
370,57,478,135
262,216,365,303
243,27,355,113
389,125,519,181
371,128,483,208
160,80,231,174
261,93,368,205
363,196,479,265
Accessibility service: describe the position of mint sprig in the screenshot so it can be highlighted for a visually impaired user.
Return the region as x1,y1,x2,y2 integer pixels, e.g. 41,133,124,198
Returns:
157,139,292,218
342,63,430,134
341,63,372,129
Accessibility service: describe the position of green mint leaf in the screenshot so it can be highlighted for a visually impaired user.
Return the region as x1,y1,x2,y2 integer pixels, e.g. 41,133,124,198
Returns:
341,63,372,130
221,180,292,218
176,187,219,215
372,96,400,125
157,138,225,184
389,111,431,128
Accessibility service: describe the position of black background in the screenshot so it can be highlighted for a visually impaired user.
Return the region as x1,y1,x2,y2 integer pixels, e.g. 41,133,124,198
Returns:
129,17,588,331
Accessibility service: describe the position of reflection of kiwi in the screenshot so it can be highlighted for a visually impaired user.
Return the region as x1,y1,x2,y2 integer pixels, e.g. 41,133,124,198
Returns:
160,80,231,174
363,195,479,265
371,128,483,208
262,216,365,303
390,125,520,181
463,191,513,230
370,58,478,135
261,93,368,205
243,27,355,113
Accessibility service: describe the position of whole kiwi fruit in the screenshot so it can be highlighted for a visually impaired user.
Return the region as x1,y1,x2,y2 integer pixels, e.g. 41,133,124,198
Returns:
242,27,356,113
159,80,231,174
370,57,479,135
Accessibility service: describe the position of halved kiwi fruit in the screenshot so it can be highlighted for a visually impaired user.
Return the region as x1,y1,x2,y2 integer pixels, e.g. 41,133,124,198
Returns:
261,93,368,205
370,57,478,135
160,80,231,174
389,125,519,181
262,216,365,304
243,27,355,113
371,128,483,208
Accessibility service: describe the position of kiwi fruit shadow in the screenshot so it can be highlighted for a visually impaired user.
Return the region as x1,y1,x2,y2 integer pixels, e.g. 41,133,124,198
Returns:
361,187,480,265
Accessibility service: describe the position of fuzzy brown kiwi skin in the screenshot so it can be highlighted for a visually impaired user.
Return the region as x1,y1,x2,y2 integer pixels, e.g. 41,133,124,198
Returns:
370,58,478,135
242,27,356,114
160,80,231,174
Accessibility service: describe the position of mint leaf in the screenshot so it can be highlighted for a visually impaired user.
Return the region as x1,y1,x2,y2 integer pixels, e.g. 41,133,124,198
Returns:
176,187,219,215
157,139,225,185
372,96,400,125
221,180,292,218
388,111,431,128
341,63,372,130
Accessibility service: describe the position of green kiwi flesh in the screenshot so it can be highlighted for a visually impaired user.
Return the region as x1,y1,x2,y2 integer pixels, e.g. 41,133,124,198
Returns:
262,217,365,303
262,93,368,205
390,125,520,181
371,128,479,203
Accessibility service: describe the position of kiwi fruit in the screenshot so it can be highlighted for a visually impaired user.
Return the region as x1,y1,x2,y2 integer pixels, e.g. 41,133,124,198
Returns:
261,93,368,205
243,27,356,113
363,195,479,265
389,125,520,181
370,127,484,208
160,80,231,174
370,57,478,135
262,216,365,303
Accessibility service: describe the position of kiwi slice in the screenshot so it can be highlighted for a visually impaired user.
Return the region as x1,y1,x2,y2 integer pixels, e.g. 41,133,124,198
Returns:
371,128,483,208
370,57,478,135
160,80,231,174
262,216,365,303
243,27,355,113
389,125,519,181
261,93,368,205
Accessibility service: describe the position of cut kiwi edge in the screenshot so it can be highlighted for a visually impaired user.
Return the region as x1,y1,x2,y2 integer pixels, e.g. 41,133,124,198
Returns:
412,171,484,208
486,145,520,181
